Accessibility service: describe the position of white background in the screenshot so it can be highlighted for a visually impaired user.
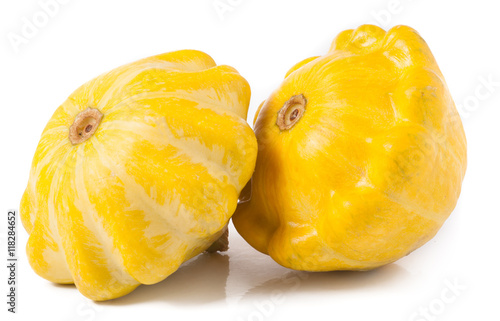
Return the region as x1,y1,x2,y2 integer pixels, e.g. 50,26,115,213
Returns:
1,0,499,320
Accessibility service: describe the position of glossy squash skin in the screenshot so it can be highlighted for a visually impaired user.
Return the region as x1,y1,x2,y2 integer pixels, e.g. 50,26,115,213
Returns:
233,25,467,271
20,50,257,300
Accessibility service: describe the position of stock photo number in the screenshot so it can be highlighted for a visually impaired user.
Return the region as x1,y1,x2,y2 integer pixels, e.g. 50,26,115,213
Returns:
6,210,17,313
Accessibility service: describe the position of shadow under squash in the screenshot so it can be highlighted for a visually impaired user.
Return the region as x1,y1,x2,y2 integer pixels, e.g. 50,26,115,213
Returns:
99,252,230,306
239,263,409,302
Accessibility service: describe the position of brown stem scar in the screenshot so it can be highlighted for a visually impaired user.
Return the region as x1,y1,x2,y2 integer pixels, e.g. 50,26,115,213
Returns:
276,94,307,131
69,107,103,145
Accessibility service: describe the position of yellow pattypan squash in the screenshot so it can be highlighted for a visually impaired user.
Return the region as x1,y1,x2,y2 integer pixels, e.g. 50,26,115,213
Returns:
233,25,467,271
20,50,257,300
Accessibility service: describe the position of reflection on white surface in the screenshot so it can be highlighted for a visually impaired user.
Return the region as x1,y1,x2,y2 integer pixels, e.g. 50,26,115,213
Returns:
225,223,409,304
100,252,230,306
15,201,492,321
93,222,409,308
14,201,479,321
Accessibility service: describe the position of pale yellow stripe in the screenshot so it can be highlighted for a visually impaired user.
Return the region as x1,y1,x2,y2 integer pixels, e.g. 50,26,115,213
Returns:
383,191,441,223
103,90,243,122
73,144,139,285
90,136,193,244
44,147,74,281
29,132,70,227
101,119,237,188
41,125,68,137
97,62,184,109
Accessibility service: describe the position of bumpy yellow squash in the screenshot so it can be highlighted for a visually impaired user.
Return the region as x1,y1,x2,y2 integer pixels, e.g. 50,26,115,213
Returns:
233,25,467,271
20,50,257,300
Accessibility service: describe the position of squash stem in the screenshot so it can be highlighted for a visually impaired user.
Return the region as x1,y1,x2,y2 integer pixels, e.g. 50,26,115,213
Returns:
69,108,103,145
206,225,229,253
276,94,307,130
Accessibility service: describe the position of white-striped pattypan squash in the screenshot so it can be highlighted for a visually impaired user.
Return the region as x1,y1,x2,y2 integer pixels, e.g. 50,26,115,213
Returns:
20,50,257,300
